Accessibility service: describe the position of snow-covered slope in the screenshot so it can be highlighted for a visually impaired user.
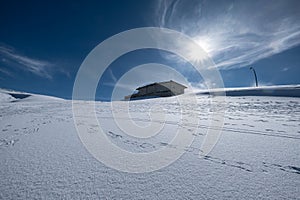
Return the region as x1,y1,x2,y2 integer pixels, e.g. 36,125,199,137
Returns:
196,84,300,97
0,88,63,103
0,88,299,199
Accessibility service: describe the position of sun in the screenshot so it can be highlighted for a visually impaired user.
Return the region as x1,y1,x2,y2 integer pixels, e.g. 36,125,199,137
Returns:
178,35,215,62
194,36,214,55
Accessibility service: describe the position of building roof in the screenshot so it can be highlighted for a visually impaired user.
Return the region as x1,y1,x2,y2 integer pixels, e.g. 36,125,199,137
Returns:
136,80,187,90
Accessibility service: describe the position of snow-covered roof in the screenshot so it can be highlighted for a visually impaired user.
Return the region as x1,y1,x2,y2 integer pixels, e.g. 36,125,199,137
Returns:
136,80,187,90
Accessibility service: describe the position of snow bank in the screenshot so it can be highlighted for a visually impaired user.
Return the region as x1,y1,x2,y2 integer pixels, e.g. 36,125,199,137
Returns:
196,84,300,97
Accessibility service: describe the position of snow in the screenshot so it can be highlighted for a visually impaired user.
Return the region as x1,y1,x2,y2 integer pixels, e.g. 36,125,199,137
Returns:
0,88,63,103
0,87,299,199
195,84,300,97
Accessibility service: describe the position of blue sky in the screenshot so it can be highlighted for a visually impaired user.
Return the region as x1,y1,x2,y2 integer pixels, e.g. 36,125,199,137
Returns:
0,0,299,100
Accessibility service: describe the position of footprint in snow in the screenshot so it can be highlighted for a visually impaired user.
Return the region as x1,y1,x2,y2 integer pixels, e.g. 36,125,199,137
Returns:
278,130,286,133
107,131,122,139
255,119,269,122
124,140,138,146
203,156,253,172
139,143,155,149
262,162,300,175
287,166,300,174
242,123,255,128
0,139,19,147
184,146,201,153
160,142,168,146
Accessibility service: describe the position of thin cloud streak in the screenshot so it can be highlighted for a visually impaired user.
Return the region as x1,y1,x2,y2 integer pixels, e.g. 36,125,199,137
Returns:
155,0,300,69
0,67,13,77
108,68,117,83
0,45,54,78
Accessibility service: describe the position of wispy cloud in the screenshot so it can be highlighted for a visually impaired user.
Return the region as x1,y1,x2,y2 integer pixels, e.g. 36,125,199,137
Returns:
0,44,54,78
108,68,117,83
282,67,289,72
0,66,13,77
154,0,300,69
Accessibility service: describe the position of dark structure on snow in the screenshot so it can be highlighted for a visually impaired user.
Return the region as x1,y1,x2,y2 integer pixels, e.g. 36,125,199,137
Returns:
124,80,187,100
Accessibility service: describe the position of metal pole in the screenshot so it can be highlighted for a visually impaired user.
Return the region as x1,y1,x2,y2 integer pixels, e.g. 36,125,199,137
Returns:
250,67,258,87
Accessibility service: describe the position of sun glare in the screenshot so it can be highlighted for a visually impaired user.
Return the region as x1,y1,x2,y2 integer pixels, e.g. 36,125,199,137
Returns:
181,36,215,62
194,36,214,55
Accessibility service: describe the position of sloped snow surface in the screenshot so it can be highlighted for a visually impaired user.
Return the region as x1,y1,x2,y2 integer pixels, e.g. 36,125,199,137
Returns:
196,84,300,97
0,88,299,199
